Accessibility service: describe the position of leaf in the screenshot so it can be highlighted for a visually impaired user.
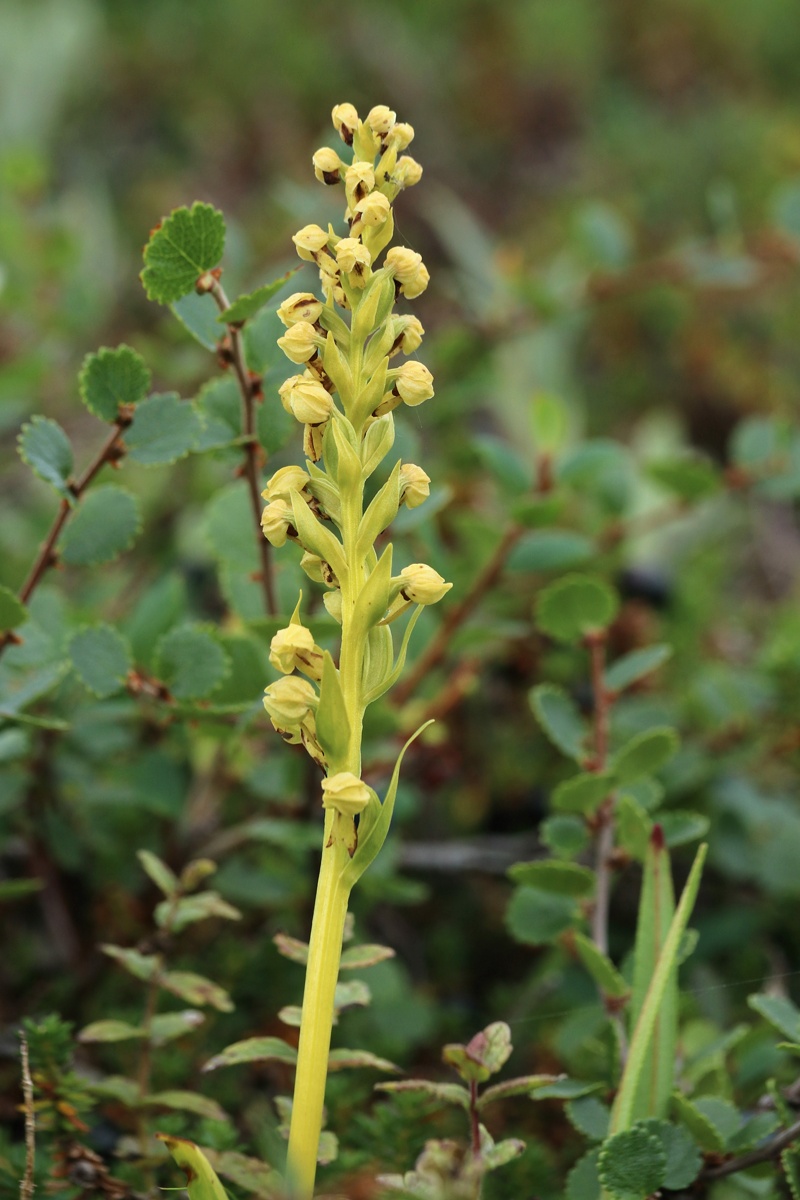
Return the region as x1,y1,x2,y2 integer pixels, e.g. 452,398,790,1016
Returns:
481,1134,525,1172
273,932,309,965
640,1119,702,1190
611,727,679,786
79,1019,146,1043
505,885,580,945
478,1074,561,1108
567,1148,601,1200
783,1147,800,1200
202,1036,298,1072
78,345,151,420
160,970,234,1012
203,1150,281,1196
124,392,203,465
375,1080,471,1110
18,416,73,496
316,651,350,768
68,624,132,698
748,993,800,1042
671,1092,726,1152
442,1023,512,1083
660,810,710,848
728,1111,780,1151
156,624,231,700
194,378,241,450
540,814,589,859
531,684,588,761
647,456,720,501
147,1091,228,1122
508,859,595,896
533,1079,603,1100
566,1095,611,1141
141,202,226,304
536,574,619,644
327,1049,400,1072
339,943,396,969
598,1126,666,1199
552,772,612,814
0,587,28,634
604,645,672,694
614,794,652,861
218,272,298,324
158,1135,231,1200
692,1097,742,1146
137,849,179,898
60,485,141,566
507,529,594,572
572,932,629,999
155,891,242,933
610,842,707,1134
150,1011,205,1045
101,944,160,982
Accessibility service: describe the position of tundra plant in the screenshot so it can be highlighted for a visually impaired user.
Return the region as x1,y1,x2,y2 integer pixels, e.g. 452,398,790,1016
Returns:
258,102,450,1196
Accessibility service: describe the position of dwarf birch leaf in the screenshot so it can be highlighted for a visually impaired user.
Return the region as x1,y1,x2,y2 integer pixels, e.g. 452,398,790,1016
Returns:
202,1037,298,1072
573,932,629,998
505,885,579,945
541,814,590,859
141,202,226,304
531,684,587,761
748,993,800,1041
339,943,396,969
156,624,230,700
79,1020,146,1043
327,1049,400,1072
536,574,619,643
566,1148,601,1200
146,1091,228,1122
648,456,720,501
612,727,679,786
598,1126,666,1198
477,1074,561,1108
639,1119,702,1190
124,392,203,465
605,645,672,693
160,969,233,1012
375,1080,471,1110
172,291,221,349
60,486,141,566
783,1148,800,1200
553,772,612,814
157,1135,231,1200
0,588,28,634
69,624,132,697
194,378,240,450
671,1092,726,1152
218,271,298,324
507,529,593,572
18,416,73,495
566,1096,611,1141
508,859,595,896
78,345,151,420
660,810,710,848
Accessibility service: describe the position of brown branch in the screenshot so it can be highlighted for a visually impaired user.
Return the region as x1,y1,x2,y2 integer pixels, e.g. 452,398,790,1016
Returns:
392,523,524,706
19,1033,35,1200
701,1116,800,1181
208,279,277,616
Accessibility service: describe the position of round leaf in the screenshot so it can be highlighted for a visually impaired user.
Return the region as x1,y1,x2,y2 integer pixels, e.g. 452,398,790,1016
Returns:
124,392,202,465
598,1126,666,1199
508,859,595,896
18,416,73,495
0,586,28,634
505,885,579,945
60,486,141,566
156,624,230,700
69,624,132,697
612,727,679,786
531,684,587,761
536,574,619,644
141,202,226,304
78,345,151,421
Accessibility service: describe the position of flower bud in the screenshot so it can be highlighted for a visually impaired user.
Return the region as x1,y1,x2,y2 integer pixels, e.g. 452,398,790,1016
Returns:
312,147,343,185
392,315,424,356
385,246,429,298
321,771,371,816
277,292,324,327
262,464,311,502
366,105,396,139
300,552,326,584
394,155,423,189
394,360,434,406
277,321,321,364
263,675,318,740
398,563,452,605
287,378,334,424
292,224,329,261
386,122,414,152
304,421,327,462
399,463,431,509
269,623,323,680
335,237,371,286
401,262,429,299
354,191,391,229
345,162,375,209
261,499,296,547
332,102,359,145
323,588,343,623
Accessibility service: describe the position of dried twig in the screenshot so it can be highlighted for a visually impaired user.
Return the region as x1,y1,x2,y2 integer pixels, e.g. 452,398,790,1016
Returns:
19,1033,35,1200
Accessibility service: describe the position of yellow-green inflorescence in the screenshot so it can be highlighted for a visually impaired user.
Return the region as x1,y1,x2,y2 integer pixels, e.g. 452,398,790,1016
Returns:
260,103,450,1196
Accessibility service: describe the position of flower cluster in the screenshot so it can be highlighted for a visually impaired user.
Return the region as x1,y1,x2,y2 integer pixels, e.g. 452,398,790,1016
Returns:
261,102,451,779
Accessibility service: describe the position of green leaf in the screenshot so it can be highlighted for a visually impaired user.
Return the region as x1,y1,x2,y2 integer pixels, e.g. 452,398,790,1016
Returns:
194,378,241,450
146,1091,227,1122
172,291,222,350
566,1095,611,1141
60,485,141,566
478,1074,562,1108
614,794,652,861
217,271,298,324
505,885,580,945
156,624,231,700
640,1120,702,1190
150,1011,205,1045
203,1037,298,1072
531,391,568,453
327,1049,400,1072
531,684,588,762
316,651,351,768
375,1080,471,1111
647,456,720,501
540,814,589,859
158,1135,231,1200
339,943,396,969
481,1135,526,1172
78,1019,146,1043
161,969,233,1012
748,993,800,1042
203,1149,281,1196
660,810,710,848
536,574,619,644
137,849,179,898
101,944,160,982
141,202,226,304
598,1126,666,1199
572,932,629,999
783,1147,800,1200
611,727,679,786
553,772,612,814
256,395,294,456
691,1097,742,1146
533,1079,603,1100
442,1023,512,1083
68,624,132,697
18,416,73,496
124,392,203,465
604,645,672,694
507,529,594,573
204,483,258,568
566,1148,601,1200
78,345,151,420
671,1092,726,1152
728,1111,780,1151
0,587,28,634
508,859,595,896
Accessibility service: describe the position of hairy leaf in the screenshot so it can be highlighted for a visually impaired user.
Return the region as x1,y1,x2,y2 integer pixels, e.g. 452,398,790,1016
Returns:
60,485,141,566
79,345,151,420
18,416,73,496
141,202,226,304
68,624,132,697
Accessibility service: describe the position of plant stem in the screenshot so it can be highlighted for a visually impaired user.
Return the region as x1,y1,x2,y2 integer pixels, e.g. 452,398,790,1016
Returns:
700,1116,800,1180
286,818,352,1199
20,1033,35,1200
209,280,277,616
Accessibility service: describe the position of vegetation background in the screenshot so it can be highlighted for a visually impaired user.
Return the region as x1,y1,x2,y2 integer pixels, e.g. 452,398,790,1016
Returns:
4,0,800,1195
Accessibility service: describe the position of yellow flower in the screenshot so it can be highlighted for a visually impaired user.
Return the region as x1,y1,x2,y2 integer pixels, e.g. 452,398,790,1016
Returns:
312,147,343,185
352,191,391,237
277,292,324,327
399,463,431,509
385,246,429,298
345,162,375,210
394,361,434,406
366,104,396,139
262,464,311,503
398,563,452,605
331,102,359,145
263,675,318,741
394,156,423,189
292,224,330,261
269,624,324,680
321,772,371,816
288,378,334,424
386,122,414,152
335,237,371,286
277,321,321,364
261,499,296,547
392,315,424,356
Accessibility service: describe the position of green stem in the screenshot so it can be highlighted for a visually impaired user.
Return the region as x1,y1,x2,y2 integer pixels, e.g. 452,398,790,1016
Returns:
286,813,352,1198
